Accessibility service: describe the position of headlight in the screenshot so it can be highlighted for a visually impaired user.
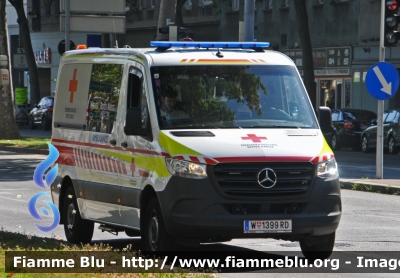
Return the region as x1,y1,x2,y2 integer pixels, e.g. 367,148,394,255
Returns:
317,158,338,177
165,158,207,179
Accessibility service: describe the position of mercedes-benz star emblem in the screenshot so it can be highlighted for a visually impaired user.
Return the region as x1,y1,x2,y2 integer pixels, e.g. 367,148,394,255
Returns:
257,168,277,189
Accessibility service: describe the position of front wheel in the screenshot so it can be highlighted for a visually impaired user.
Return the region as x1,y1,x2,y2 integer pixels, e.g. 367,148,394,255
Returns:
143,198,177,251
28,116,36,130
63,186,94,244
331,133,341,151
388,137,399,155
300,232,335,260
361,135,371,153
42,116,51,130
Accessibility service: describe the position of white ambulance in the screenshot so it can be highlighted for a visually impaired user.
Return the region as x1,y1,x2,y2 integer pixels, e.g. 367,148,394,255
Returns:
50,41,341,259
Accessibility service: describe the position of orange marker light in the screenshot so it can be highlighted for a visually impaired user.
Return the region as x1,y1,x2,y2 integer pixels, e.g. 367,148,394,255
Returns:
76,44,87,50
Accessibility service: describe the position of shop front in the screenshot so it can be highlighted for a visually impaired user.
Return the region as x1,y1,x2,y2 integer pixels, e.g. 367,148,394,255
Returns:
283,46,352,109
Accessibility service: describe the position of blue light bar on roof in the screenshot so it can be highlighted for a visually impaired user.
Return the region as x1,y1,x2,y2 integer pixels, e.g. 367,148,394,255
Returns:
150,41,270,49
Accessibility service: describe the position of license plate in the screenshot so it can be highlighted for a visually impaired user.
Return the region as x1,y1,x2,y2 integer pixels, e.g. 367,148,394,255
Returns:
244,220,292,233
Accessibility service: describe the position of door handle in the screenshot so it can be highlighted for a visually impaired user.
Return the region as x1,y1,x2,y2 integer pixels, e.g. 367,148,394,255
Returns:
109,139,116,146
121,141,128,148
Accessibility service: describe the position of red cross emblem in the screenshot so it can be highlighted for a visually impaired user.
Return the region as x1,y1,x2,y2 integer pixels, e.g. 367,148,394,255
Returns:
241,134,267,143
69,69,78,103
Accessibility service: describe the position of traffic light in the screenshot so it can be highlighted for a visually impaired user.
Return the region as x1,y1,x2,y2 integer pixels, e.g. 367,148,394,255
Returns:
384,0,400,46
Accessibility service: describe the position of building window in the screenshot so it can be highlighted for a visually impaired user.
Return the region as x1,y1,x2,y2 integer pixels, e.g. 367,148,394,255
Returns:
232,0,240,11
184,0,192,10
264,0,273,10
199,0,213,7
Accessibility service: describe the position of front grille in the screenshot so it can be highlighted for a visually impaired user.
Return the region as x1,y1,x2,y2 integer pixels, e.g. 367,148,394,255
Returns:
212,162,315,197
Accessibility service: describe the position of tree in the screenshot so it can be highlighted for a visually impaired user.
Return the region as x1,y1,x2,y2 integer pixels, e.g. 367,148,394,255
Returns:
0,0,22,139
8,0,41,108
293,0,316,111
175,0,186,27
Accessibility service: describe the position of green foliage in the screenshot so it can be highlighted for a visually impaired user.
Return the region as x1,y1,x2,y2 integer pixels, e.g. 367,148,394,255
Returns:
352,183,363,191
0,137,49,148
365,185,376,192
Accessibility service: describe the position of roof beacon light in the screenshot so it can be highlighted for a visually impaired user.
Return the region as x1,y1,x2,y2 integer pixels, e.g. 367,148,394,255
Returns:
150,41,270,51
76,44,87,50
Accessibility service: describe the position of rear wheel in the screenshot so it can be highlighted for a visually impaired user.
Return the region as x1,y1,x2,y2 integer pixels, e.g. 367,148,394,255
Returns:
331,133,341,151
29,116,36,130
300,232,335,260
143,198,177,251
388,136,399,155
42,116,51,130
361,135,370,153
63,186,94,244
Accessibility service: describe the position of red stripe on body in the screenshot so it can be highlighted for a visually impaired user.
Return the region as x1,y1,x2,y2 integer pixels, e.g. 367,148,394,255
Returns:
189,156,200,163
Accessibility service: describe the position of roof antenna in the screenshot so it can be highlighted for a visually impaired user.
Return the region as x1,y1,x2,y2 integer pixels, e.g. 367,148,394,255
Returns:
216,48,224,58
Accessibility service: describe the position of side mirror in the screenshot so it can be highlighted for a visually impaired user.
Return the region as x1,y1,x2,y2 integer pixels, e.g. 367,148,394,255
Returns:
371,119,377,126
318,106,334,134
124,107,150,136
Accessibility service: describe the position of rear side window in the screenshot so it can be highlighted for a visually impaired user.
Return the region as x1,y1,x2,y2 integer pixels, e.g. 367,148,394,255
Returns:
86,64,124,133
331,110,341,122
384,111,399,123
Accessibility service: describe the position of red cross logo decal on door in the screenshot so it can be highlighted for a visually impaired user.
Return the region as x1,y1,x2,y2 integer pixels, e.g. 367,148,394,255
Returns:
241,134,267,143
69,69,78,103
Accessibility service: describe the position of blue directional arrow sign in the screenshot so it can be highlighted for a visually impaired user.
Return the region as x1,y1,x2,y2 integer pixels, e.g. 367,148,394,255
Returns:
365,62,399,100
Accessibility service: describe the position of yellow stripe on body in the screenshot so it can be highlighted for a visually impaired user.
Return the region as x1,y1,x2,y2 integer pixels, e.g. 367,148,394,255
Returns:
159,132,202,156
319,137,333,155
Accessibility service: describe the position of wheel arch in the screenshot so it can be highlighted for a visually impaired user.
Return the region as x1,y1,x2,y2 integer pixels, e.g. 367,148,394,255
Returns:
140,185,158,236
58,175,74,225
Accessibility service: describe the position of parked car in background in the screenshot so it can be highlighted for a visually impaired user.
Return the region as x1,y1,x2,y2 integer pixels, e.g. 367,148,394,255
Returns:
330,108,377,151
28,96,54,130
361,109,400,154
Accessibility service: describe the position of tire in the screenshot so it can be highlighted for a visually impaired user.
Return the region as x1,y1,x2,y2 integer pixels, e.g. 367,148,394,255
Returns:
42,116,51,130
143,198,177,251
331,133,341,151
300,232,335,261
361,135,371,153
63,186,94,244
29,116,36,130
388,136,399,155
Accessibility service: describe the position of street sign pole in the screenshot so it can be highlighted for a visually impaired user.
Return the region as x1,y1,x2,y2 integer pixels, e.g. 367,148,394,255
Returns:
377,0,385,179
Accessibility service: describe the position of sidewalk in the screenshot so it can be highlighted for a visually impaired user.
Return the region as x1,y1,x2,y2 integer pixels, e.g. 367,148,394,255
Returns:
2,144,400,194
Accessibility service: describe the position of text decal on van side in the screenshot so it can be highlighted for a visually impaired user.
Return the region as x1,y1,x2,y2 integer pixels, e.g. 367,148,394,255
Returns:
69,69,78,103
92,134,109,143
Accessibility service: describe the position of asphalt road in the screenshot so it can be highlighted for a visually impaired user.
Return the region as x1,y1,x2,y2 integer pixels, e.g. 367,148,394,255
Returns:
2,151,400,276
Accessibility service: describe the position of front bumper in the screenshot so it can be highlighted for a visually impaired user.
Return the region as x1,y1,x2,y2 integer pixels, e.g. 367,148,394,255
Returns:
158,173,341,241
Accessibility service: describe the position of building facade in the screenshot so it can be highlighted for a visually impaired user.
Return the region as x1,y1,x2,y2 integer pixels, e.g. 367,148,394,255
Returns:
11,0,400,113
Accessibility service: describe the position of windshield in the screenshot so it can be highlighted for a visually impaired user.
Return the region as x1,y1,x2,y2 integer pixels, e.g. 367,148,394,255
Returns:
151,65,317,130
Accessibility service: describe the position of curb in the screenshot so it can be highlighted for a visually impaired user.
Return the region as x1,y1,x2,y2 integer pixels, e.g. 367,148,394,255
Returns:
0,145,48,155
340,181,400,195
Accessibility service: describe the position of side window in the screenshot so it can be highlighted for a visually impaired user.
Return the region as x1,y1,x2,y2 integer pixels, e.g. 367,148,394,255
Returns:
127,67,149,130
331,110,340,122
86,64,123,133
